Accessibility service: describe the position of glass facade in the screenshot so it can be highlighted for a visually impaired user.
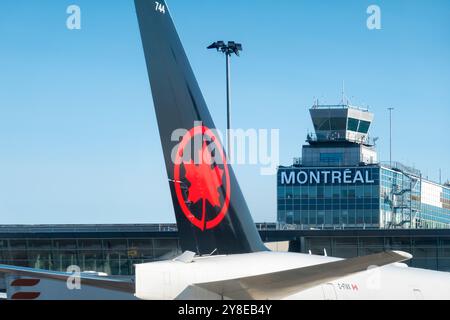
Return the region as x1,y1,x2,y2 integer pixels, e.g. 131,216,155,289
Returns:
379,167,450,229
1,225,450,275
298,231,450,272
379,167,422,229
0,228,181,276
277,167,380,229
278,165,450,230
420,181,450,228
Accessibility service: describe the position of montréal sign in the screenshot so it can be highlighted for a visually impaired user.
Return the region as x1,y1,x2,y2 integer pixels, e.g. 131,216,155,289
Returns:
279,168,377,186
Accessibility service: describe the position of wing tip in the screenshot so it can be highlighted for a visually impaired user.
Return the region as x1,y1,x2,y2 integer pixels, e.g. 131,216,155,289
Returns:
392,250,413,261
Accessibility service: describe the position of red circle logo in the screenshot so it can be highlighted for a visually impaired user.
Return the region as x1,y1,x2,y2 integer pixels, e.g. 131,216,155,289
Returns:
174,126,231,231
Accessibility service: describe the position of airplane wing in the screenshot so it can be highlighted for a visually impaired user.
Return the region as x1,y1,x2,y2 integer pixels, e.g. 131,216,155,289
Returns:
192,251,412,300
0,264,135,294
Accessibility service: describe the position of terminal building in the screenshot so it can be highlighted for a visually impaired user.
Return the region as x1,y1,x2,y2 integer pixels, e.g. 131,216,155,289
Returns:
277,103,450,230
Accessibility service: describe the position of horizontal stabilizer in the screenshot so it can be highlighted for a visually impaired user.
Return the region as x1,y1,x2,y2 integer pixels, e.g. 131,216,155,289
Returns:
193,251,412,300
0,264,135,294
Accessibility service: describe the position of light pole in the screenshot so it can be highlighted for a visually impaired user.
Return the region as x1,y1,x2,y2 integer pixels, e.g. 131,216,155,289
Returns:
388,107,394,167
207,41,243,155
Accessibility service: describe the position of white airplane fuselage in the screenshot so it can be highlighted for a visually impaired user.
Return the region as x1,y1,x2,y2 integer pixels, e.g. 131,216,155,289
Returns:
135,251,450,300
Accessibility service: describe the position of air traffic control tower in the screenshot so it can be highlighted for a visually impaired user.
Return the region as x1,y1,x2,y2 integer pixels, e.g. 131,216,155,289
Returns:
303,104,377,167
277,102,450,230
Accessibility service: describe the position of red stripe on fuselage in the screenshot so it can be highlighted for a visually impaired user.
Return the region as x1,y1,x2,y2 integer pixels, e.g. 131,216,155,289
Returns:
11,292,41,300
10,279,41,287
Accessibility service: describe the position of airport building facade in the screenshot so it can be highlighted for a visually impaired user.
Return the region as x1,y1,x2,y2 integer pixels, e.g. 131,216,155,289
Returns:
0,224,181,276
277,104,450,230
1,224,450,279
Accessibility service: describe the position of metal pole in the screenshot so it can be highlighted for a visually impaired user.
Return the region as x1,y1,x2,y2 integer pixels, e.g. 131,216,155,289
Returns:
226,52,231,156
208,41,241,156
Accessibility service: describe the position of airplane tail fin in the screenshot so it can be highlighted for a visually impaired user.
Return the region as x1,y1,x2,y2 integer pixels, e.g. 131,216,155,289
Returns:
134,0,267,255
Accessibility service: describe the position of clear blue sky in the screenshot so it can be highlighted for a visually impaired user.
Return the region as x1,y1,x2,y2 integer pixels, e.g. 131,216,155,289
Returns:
0,0,449,224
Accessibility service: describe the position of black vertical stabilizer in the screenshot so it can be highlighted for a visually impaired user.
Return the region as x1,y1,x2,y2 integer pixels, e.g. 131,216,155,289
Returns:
134,0,267,255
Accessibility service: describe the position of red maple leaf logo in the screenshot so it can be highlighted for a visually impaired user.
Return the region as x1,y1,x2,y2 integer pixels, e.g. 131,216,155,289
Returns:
183,142,224,230
174,125,231,231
